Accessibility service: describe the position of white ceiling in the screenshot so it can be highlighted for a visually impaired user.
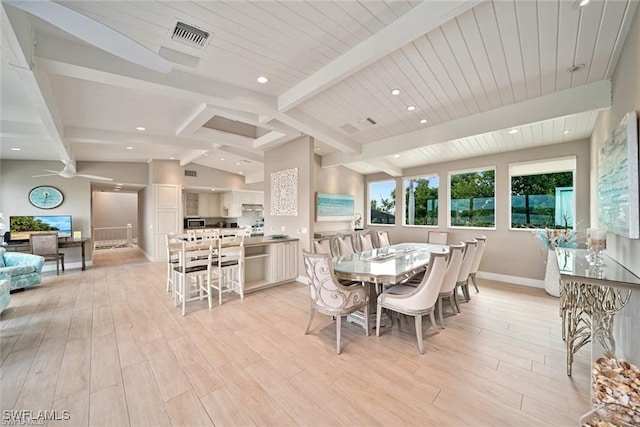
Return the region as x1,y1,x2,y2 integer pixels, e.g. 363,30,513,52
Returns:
1,0,637,188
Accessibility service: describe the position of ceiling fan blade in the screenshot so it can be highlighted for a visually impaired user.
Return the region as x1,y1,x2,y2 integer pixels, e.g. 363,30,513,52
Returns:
75,174,113,181
32,173,59,178
5,0,172,73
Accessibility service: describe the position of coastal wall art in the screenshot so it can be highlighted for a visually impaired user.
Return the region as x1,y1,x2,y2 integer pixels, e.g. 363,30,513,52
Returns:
598,111,639,239
316,192,354,222
270,168,298,216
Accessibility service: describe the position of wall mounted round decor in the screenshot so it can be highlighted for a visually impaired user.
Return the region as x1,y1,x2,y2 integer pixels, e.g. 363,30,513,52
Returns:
28,186,64,209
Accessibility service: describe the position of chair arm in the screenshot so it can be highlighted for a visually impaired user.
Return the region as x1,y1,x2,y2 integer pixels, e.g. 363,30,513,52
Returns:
4,252,46,274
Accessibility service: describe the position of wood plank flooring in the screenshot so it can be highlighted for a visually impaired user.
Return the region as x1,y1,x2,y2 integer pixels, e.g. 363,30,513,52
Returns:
0,247,591,426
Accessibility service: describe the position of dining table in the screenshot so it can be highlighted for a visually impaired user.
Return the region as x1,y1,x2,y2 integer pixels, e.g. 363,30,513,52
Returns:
332,242,449,332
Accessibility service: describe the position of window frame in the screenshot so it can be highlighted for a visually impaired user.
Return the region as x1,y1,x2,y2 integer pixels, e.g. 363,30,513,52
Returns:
402,173,439,228
367,179,397,226
508,156,577,232
447,165,497,230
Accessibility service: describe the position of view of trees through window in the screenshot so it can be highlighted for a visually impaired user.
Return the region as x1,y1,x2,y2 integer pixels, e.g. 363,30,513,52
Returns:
369,180,395,224
404,176,438,226
511,171,574,229
450,169,495,228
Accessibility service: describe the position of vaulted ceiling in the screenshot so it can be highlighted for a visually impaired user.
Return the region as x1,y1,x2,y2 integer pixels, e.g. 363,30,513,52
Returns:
1,0,637,186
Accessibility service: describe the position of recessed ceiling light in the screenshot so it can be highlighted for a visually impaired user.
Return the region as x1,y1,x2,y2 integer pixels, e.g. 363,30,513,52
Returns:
239,172,243,175
563,130,571,135
257,76,268,84
136,126,146,131
315,147,321,151
576,0,591,7
407,105,416,111
114,188,120,191
236,162,241,165
391,89,400,96
508,129,519,134
220,157,224,161
11,147,21,151
211,188,216,191
420,119,428,124
567,64,585,73
126,146,133,150
169,157,175,160
393,154,400,158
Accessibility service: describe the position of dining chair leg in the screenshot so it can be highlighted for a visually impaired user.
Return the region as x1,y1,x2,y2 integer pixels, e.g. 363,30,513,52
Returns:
463,282,471,301
375,305,382,337
429,311,440,333
304,309,315,334
437,297,444,328
453,292,461,313
415,314,424,354
448,295,457,315
363,301,370,337
471,273,479,293
336,315,342,355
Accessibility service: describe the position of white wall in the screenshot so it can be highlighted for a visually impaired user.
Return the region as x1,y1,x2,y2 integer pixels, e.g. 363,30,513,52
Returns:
313,154,364,235
92,192,138,237
590,6,640,277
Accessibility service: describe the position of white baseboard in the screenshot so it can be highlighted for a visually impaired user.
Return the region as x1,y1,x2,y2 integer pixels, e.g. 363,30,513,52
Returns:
296,275,308,285
42,260,93,273
476,271,544,289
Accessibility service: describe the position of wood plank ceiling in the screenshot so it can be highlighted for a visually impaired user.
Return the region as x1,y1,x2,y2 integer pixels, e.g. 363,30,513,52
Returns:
1,0,637,182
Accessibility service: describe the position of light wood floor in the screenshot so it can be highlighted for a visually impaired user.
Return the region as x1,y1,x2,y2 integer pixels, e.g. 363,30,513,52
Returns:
1,247,592,426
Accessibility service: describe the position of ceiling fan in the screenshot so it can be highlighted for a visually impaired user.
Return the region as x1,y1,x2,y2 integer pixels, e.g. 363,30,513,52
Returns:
4,0,172,73
32,161,113,181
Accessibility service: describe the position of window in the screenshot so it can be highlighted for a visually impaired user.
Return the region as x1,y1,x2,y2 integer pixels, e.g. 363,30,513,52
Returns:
404,175,438,226
449,168,495,228
510,157,576,229
368,180,396,225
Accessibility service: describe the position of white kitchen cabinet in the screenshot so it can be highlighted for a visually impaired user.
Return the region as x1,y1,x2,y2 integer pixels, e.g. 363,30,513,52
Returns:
184,192,199,217
198,193,210,217
220,192,242,217
209,193,220,217
267,241,298,284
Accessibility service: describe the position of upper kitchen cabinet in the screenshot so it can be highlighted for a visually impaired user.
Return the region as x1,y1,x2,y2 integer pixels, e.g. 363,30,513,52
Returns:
221,191,264,217
198,192,221,217
184,192,199,217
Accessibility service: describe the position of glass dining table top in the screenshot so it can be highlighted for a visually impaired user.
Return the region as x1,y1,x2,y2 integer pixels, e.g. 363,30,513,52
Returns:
332,242,449,284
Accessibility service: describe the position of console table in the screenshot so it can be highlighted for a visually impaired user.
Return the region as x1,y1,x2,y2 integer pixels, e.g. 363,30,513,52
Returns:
2,238,89,271
555,248,639,376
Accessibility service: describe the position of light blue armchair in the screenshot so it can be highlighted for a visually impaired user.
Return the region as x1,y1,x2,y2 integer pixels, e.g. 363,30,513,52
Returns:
0,272,10,312
0,247,45,291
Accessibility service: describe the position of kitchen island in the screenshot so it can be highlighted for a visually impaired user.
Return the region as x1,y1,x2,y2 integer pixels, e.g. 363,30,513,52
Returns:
174,235,298,293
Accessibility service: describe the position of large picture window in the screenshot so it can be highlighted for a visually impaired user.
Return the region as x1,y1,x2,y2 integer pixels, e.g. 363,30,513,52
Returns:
510,157,576,229
368,180,396,225
449,168,495,228
404,175,438,226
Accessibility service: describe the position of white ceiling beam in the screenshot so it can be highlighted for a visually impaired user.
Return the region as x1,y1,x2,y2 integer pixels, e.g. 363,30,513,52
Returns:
191,127,255,149
362,159,403,177
323,80,611,167
210,107,300,135
275,109,361,154
278,0,482,112
63,126,220,150
2,5,71,162
179,150,208,167
0,119,47,136
217,146,264,163
252,131,294,151
34,36,276,114
176,103,216,137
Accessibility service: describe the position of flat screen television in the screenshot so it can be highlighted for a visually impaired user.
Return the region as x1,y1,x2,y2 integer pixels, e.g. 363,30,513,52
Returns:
9,215,72,242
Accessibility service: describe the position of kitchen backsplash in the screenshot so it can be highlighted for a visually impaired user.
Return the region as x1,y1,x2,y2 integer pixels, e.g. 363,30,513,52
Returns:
203,210,262,228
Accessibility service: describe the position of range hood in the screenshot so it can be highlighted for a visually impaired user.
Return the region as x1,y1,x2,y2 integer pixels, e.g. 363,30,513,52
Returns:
242,204,264,212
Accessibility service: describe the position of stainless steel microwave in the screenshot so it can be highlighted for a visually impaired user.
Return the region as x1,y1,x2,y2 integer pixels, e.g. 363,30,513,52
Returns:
184,218,206,229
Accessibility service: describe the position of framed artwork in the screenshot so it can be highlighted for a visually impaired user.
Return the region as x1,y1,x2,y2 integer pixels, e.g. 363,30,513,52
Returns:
270,168,298,216
316,192,354,222
598,111,639,239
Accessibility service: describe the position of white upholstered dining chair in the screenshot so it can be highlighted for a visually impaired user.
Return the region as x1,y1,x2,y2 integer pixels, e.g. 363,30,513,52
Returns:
455,239,478,303
468,235,487,293
312,237,337,256
357,232,374,252
436,243,465,326
375,231,391,248
302,250,369,354
427,231,448,244
375,249,449,354
335,234,355,257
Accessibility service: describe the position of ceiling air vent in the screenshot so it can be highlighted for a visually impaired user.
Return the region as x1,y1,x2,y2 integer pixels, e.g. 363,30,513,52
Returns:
339,123,359,134
171,21,211,49
184,170,197,177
